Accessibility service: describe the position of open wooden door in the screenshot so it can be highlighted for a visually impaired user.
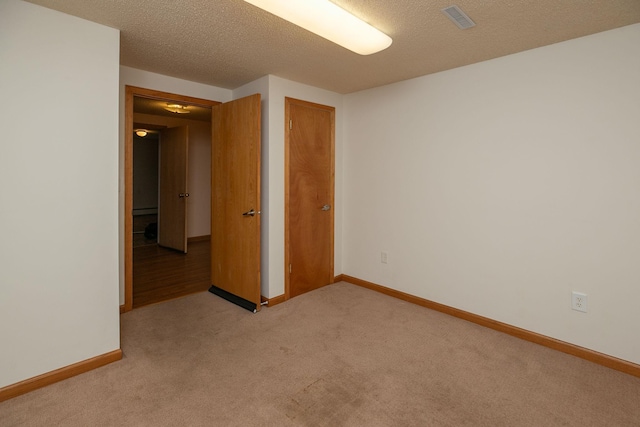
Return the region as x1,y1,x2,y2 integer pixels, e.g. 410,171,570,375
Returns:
158,126,189,253
210,94,261,312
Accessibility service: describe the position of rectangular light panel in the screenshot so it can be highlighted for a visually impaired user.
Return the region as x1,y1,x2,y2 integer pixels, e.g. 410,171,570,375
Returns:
244,0,392,55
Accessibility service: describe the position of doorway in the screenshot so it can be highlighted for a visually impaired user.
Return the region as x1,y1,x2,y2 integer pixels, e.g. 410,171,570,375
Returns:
284,97,336,299
124,86,220,311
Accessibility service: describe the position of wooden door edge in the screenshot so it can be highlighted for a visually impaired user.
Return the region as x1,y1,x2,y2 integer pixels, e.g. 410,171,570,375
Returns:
255,95,263,310
284,99,292,301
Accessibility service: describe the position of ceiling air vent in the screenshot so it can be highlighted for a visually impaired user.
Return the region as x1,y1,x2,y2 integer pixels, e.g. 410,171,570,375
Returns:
441,5,476,30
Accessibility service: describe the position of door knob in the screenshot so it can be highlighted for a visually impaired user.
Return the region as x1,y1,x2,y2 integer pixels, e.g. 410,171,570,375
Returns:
321,204,331,211
179,193,190,198
242,209,256,217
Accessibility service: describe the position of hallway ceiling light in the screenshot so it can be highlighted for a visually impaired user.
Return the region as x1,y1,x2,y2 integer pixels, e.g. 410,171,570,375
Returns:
135,129,148,137
243,0,392,55
164,103,190,114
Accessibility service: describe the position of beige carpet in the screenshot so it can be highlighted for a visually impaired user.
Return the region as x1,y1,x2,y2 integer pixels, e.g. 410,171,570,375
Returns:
2,282,640,426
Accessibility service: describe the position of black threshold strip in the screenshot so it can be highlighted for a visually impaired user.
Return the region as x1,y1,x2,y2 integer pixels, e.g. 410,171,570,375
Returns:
208,285,257,313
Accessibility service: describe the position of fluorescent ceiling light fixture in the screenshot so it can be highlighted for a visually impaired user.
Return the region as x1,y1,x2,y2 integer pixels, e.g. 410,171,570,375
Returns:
244,0,392,55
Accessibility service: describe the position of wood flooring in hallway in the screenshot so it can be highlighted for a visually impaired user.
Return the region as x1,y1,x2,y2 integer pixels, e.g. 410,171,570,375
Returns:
133,239,211,308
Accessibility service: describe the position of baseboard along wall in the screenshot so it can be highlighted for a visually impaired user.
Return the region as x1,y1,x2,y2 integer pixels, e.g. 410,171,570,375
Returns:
334,274,640,379
0,349,122,402
187,235,211,243
261,294,286,307
15,274,637,403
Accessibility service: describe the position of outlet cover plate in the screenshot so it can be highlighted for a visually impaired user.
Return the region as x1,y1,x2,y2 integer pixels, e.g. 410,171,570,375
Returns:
572,291,588,313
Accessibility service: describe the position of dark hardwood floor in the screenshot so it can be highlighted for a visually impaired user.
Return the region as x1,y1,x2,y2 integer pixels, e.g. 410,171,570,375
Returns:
133,239,211,308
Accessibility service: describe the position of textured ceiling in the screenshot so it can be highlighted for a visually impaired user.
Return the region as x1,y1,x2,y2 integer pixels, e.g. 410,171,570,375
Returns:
26,0,640,94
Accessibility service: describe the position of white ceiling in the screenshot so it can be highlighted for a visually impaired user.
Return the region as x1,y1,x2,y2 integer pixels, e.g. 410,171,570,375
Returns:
26,0,640,94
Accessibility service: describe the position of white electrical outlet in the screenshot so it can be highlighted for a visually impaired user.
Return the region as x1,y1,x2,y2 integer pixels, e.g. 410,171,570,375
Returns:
571,291,588,313
381,251,388,264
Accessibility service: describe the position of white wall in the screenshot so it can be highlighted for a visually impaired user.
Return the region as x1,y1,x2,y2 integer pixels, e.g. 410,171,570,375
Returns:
343,24,640,364
119,66,232,304
234,76,344,298
0,0,120,387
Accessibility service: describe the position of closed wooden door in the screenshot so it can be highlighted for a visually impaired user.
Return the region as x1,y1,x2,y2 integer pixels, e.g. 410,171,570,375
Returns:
158,126,189,253
211,94,261,312
286,98,335,298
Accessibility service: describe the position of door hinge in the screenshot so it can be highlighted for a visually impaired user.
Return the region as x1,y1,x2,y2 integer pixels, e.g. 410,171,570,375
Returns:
289,119,292,130
289,264,292,274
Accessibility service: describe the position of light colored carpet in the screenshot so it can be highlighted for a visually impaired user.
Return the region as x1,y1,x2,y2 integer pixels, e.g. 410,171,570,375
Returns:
2,282,640,426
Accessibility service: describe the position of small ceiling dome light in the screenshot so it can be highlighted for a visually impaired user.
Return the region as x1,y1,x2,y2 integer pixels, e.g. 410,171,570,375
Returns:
165,103,190,114
135,129,148,137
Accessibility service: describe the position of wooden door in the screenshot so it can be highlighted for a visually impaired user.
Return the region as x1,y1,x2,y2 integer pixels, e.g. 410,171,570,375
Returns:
158,126,189,253
210,94,261,312
286,98,335,298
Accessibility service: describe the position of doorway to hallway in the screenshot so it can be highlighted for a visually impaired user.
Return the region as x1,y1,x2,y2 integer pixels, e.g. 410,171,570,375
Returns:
124,86,219,311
